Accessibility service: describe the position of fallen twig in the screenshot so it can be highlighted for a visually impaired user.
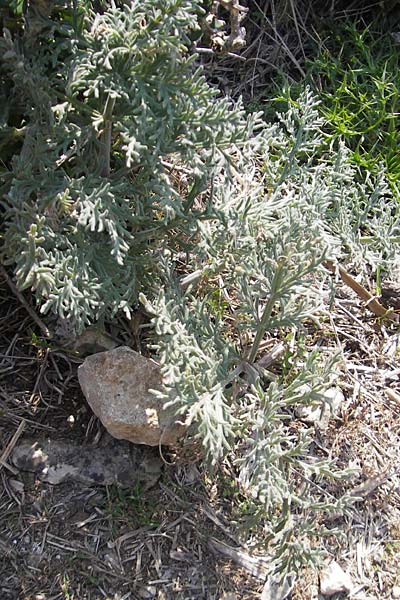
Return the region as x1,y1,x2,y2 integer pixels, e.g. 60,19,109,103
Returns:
255,342,285,369
385,387,400,407
349,469,395,499
202,506,240,544
208,537,270,580
324,260,399,322
0,419,25,473
0,265,52,337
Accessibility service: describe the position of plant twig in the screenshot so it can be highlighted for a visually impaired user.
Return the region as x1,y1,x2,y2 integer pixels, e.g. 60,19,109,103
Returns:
248,260,285,362
100,93,116,178
0,420,25,473
0,265,52,337
324,260,399,322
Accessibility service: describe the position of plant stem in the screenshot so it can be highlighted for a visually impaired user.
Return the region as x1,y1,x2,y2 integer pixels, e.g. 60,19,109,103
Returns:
100,93,116,178
248,260,285,363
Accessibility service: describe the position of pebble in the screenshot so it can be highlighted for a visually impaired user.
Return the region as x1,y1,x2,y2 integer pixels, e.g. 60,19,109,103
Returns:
320,560,353,596
138,586,157,599
392,586,400,599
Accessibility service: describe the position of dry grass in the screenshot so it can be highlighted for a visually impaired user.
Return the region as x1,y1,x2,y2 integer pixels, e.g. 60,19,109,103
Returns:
200,0,397,104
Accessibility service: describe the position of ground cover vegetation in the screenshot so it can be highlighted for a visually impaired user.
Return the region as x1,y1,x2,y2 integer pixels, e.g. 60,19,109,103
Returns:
1,0,400,597
269,23,400,197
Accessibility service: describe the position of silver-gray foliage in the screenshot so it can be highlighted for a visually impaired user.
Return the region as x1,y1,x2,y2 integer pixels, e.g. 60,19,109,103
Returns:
145,88,398,574
2,0,399,581
1,0,246,330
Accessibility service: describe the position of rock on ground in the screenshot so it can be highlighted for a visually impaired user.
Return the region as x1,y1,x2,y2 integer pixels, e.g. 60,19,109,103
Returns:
320,560,353,596
78,346,187,446
12,436,162,488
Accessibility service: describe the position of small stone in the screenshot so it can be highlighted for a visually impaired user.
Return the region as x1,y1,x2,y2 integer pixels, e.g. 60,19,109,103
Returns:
138,585,157,599
392,586,400,599
262,575,294,600
12,436,162,489
8,479,24,496
72,326,119,355
320,561,353,596
78,346,187,446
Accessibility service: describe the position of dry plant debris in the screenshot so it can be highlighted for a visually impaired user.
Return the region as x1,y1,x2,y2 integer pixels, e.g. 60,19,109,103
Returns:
0,277,263,599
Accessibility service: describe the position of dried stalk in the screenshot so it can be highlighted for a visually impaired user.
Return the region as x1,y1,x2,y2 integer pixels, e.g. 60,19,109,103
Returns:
324,260,399,322
0,265,52,337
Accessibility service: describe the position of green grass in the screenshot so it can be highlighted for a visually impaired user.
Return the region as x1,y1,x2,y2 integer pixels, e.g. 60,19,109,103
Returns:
262,23,400,197
102,484,161,532
309,24,400,194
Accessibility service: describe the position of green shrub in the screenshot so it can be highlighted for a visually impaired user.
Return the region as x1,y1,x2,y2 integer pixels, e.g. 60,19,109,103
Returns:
312,25,400,193
1,1,399,583
0,0,246,331
144,87,398,575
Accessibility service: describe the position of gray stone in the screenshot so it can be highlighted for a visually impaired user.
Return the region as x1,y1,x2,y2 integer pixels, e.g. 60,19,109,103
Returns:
78,346,187,446
12,436,162,488
137,586,157,599
71,326,119,355
320,561,353,596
